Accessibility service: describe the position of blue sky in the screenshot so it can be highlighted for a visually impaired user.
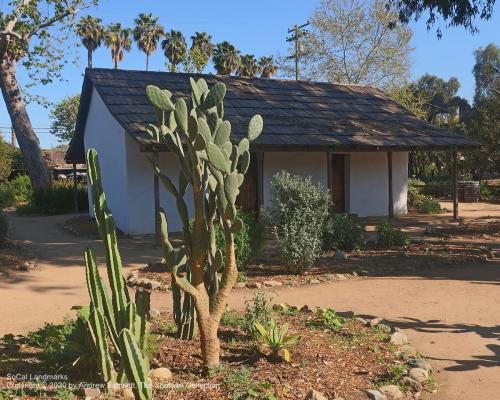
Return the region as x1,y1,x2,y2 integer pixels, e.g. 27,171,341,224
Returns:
1,0,499,148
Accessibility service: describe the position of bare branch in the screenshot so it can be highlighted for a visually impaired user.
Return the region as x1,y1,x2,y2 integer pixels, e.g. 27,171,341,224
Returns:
27,5,90,39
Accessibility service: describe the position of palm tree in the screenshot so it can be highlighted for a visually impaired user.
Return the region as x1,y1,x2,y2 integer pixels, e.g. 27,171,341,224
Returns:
104,23,132,69
133,13,164,71
162,30,187,72
259,56,278,78
190,31,214,73
238,54,261,78
76,16,105,68
212,41,241,76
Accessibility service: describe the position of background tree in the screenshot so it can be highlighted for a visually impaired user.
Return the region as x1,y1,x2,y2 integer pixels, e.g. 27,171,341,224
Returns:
0,0,96,190
50,94,80,142
297,0,413,87
0,136,18,183
105,23,132,69
162,30,187,72
238,54,261,77
387,0,496,37
76,15,104,68
258,56,278,78
190,31,213,73
212,41,241,75
133,13,164,71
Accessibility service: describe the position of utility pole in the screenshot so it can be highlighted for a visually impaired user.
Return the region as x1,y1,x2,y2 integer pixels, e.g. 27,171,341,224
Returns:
286,22,310,80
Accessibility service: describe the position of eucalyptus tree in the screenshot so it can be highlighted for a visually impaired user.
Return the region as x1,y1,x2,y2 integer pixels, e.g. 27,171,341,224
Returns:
133,13,164,71
258,56,278,78
212,41,241,76
238,54,261,78
0,0,97,190
105,23,132,69
162,30,187,72
76,15,104,68
190,31,213,73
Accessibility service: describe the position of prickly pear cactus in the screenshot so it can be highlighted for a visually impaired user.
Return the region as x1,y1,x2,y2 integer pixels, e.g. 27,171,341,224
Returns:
146,77,263,365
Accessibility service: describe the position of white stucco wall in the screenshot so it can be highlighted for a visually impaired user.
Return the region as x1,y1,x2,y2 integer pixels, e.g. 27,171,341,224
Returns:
124,136,195,234
347,151,408,217
262,152,328,208
84,89,129,232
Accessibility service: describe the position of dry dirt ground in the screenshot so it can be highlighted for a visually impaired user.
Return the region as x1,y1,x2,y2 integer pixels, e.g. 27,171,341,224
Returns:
1,201,499,400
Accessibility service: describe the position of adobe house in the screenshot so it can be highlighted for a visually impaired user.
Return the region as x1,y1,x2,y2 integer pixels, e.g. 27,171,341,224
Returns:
66,68,477,235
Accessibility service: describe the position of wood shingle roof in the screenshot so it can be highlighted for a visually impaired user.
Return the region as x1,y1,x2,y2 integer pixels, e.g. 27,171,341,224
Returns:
66,68,477,162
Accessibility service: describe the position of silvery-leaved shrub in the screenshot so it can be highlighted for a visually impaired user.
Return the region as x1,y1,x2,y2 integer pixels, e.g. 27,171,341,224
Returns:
269,170,330,274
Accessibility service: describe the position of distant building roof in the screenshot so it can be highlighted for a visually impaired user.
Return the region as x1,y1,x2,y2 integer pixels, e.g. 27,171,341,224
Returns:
66,68,478,163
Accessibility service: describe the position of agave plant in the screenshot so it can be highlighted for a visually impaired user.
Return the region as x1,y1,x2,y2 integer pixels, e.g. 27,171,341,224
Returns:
254,319,301,362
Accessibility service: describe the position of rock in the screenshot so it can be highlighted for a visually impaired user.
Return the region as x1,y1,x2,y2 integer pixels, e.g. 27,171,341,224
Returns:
300,305,312,313
355,317,368,325
304,389,328,400
263,280,282,287
370,317,383,327
246,282,262,289
83,387,100,399
17,261,35,271
413,392,421,400
149,308,160,318
121,388,135,399
335,251,348,260
402,377,422,392
409,368,428,383
399,344,417,360
408,358,432,372
377,323,392,333
150,367,173,381
309,279,321,284
149,280,162,290
234,282,246,289
366,389,387,400
390,331,408,345
379,385,403,400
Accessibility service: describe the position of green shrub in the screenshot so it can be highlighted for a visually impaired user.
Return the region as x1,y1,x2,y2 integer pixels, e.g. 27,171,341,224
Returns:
220,309,246,330
243,291,273,338
8,174,32,203
408,178,425,205
269,171,330,274
308,307,346,331
421,180,450,198
254,319,301,362
378,220,411,247
215,209,265,272
0,185,16,208
0,212,8,245
17,180,88,215
323,213,364,251
416,197,442,214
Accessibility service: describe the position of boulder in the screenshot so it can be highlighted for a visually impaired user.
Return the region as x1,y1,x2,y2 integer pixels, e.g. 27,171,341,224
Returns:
304,389,328,400
149,308,160,318
370,317,383,327
150,367,173,381
246,282,262,289
234,282,246,289
390,331,408,345
149,280,163,290
399,344,417,360
402,377,422,392
309,279,321,284
355,317,368,325
366,389,387,400
335,251,348,260
83,387,100,399
263,280,283,287
377,323,392,333
379,385,403,400
409,368,429,383
408,358,432,372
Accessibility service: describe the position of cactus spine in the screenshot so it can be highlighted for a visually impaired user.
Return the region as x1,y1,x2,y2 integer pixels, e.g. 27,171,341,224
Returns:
146,77,263,366
83,148,152,399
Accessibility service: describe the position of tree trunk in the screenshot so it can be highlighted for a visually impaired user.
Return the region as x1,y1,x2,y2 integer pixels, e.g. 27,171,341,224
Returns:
0,56,52,190
114,57,118,69
88,49,92,68
146,54,149,71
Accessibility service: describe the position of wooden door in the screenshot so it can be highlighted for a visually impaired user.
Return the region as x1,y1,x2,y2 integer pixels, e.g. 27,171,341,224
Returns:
237,154,258,212
331,154,345,212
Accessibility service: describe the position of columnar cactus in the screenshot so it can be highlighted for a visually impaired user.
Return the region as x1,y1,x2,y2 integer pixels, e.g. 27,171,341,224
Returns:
146,78,263,366
83,148,152,399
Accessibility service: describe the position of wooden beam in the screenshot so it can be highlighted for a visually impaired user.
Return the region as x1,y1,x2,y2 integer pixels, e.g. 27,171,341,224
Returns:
452,150,458,219
73,163,78,213
153,150,161,246
256,151,264,211
388,151,394,218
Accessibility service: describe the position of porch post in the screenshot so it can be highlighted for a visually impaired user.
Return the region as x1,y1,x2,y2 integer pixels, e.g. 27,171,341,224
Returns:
326,150,332,197
452,150,458,219
256,151,264,210
153,149,161,246
73,163,78,213
387,151,394,218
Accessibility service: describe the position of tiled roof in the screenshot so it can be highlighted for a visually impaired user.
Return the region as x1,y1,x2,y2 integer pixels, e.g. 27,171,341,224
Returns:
66,68,477,162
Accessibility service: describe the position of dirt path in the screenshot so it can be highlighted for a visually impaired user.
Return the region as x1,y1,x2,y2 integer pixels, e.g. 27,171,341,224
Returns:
1,208,500,399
